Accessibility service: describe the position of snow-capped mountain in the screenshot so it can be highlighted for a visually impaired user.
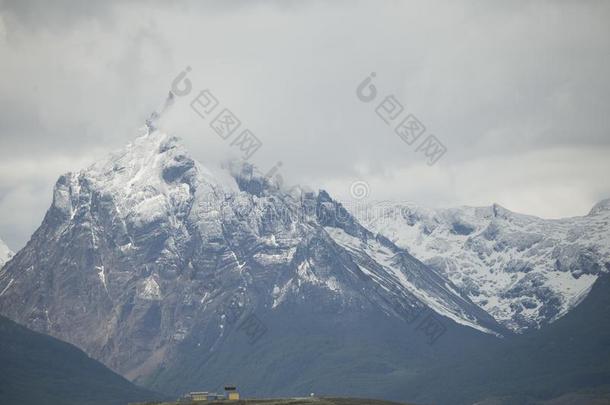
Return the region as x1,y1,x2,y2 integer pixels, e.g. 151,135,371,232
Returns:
0,238,13,269
355,200,610,332
0,126,504,390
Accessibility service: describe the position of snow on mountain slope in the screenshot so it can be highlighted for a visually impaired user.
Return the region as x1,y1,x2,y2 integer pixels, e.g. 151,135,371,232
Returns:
355,201,610,332
323,226,495,334
0,126,504,383
0,238,13,269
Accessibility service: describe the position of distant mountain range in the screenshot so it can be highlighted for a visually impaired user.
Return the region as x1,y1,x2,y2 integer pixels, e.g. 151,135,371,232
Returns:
0,122,608,404
0,129,504,392
0,315,161,405
356,199,610,332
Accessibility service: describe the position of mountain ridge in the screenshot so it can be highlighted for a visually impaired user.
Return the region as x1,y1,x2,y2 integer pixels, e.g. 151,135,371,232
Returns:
0,128,505,391
1,123,608,404
355,198,610,332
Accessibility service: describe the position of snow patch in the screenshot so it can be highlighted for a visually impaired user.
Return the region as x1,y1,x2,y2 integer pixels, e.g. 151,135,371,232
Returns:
0,278,14,296
138,276,162,300
96,266,107,291
325,227,495,335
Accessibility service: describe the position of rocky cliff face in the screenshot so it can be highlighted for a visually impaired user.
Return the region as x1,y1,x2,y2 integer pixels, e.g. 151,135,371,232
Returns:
356,200,610,332
0,129,503,385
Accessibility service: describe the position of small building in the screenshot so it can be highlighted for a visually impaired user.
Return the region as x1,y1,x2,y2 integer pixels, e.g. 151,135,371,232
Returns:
206,393,223,400
189,391,209,401
224,386,240,401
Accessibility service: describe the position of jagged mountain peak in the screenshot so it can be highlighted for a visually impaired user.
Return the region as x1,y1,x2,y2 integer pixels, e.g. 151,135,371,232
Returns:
0,238,13,268
84,130,207,190
589,198,610,216
491,202,511,218
224,160,279,197
50,129,242,228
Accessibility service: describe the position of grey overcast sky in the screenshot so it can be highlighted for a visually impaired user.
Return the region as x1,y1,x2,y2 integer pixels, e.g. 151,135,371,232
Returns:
0,0,609,250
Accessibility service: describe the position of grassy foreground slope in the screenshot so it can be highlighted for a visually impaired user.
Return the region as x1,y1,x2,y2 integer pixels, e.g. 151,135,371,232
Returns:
400,273,610,404
146,398,414,405
0,316,163,405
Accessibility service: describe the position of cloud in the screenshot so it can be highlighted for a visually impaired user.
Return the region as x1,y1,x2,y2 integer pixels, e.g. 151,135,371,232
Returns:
0,0,609,249
324,146,610,219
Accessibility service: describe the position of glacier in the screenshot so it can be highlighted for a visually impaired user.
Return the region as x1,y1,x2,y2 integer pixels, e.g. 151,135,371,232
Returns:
355,200,610,332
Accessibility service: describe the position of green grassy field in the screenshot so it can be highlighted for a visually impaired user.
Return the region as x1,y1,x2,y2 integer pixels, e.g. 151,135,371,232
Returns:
139,398,414,405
